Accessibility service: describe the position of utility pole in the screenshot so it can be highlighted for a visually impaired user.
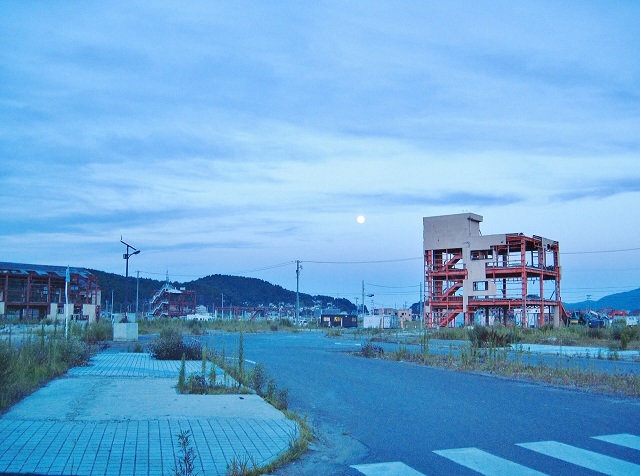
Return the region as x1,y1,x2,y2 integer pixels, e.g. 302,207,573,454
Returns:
420,281,423,329
296,261,302,321
361,280,365,320
120,238,140,322
136,270,140,320
221,293,224,319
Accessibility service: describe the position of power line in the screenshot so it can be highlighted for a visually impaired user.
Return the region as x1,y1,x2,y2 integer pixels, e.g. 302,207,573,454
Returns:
366,282,421,289
562,247,640,255
302,257,421,265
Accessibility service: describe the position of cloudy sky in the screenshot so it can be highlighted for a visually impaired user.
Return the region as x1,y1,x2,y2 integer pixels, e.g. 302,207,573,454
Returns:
1,1,638,306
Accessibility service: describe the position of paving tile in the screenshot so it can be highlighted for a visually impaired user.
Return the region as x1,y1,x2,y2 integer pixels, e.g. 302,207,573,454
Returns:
0,351,297,475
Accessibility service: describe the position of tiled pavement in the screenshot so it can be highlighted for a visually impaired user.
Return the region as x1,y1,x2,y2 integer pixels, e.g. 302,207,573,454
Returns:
0,352,298,475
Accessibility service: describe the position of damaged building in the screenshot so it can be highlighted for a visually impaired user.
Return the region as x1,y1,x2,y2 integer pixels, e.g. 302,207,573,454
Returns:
423,213,565,328
0,262,101,321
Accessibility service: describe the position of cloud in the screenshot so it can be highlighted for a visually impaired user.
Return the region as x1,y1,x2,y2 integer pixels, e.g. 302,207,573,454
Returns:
551,177,640,202
350,191,524,209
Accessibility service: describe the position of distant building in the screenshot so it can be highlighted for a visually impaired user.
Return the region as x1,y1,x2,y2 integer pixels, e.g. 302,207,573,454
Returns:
319,313,358,328
150,281,196,318
423,213,564,328
363,314,399,329
0,262,101,321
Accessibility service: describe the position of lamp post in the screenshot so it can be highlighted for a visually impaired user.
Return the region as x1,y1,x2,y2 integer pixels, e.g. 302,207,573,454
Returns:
121,238,140,322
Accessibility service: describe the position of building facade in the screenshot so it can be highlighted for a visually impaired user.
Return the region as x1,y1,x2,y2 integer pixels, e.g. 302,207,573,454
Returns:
150,282,197,318
0,262,101,321
423,213,563,328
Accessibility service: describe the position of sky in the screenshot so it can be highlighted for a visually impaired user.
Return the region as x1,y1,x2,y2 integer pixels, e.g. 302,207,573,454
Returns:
1,1,639,307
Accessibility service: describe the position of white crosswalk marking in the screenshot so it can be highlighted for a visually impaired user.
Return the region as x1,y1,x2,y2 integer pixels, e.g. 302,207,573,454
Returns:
351,461,426,476
593,433,640,451
433,447,548,476
355,434,640,476
518,441,640,476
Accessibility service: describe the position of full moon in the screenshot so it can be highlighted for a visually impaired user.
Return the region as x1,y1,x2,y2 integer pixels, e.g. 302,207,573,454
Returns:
356,215,366,224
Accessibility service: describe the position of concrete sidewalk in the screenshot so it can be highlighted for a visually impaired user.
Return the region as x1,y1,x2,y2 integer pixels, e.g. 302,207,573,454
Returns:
0,352,298,475
512,343,640,361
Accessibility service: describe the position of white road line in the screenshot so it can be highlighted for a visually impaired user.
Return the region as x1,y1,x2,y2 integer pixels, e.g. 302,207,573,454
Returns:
593,434,640,451
518,441,640,476
433,447,548,476
351,461,426,476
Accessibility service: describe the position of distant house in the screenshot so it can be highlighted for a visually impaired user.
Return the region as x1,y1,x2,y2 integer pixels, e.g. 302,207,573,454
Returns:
150,282,196,318
319,313,358,328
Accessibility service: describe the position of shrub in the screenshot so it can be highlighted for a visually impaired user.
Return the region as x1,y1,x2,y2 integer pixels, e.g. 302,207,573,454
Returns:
186,319,205,336
149,327,202,360
615,325,639,350
276,388,289,410
84,320,113,344
468,326,517,348
187,374,208,394
361,341,384,358
249,363,267,396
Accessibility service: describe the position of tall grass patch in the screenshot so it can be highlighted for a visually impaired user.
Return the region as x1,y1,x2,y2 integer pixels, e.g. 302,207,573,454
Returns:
0,326,91,413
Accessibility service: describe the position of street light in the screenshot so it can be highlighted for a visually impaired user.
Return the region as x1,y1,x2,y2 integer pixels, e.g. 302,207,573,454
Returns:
121,238,141,322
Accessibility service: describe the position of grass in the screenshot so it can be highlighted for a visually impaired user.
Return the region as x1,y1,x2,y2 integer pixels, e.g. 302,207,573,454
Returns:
0,320,109,414
224,414,313,476
353,323,640,351
138,318,312,336
358,337,640,397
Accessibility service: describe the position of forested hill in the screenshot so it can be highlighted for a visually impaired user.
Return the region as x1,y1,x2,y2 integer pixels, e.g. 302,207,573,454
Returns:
564,287,640,312
89,269,356,313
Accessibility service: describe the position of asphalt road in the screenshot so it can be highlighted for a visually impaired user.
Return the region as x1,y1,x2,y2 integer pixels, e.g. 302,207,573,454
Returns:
204,331,640,475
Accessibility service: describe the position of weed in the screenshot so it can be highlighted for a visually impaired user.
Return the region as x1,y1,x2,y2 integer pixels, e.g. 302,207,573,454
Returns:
248,363,267,396
225,454,256,476
172,430,199,476
390,346,412,361
177,354,187,394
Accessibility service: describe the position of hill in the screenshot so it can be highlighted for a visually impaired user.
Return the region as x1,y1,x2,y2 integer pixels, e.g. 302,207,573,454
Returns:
564,287,640,312
89,269,356,314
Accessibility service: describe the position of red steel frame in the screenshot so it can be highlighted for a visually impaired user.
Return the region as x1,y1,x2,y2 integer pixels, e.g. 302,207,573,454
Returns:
0,264,100,320
424,234,563,328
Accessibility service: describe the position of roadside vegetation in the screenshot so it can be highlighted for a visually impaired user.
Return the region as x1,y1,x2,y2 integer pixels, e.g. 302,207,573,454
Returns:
0,319,113,414
358,322,640,351
139,317,304,336
357,327,640,397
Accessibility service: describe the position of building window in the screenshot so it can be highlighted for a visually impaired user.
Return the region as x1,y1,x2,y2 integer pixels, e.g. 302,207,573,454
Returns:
473,281,488,291
471,250,493,260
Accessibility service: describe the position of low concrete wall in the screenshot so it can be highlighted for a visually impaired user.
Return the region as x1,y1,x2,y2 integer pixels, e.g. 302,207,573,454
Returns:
113,322,138,342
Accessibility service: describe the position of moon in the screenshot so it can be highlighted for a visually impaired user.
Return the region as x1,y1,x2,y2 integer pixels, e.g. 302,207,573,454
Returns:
356,215,366,224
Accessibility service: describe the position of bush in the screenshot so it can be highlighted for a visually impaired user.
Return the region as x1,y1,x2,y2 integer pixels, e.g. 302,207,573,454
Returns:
361,341,384,358
612,325,639,350
186,319,206,335
149,327,202,360
84,320,113,344
249,363,267,396
468,326,518,348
